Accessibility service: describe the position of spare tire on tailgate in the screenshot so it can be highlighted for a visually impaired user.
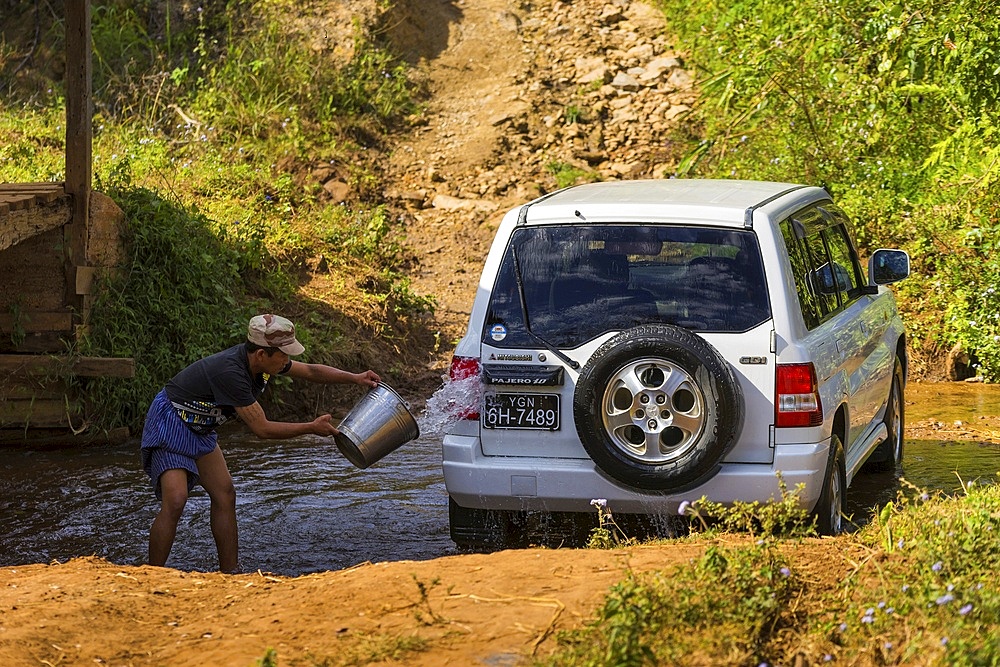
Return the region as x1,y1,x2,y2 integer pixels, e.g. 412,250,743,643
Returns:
573,324,744,491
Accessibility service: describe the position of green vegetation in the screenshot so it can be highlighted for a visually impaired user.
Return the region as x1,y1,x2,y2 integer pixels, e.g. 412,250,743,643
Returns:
547,480,1000,666
655,0,1000,378
547,160,599,189
1,1,432,430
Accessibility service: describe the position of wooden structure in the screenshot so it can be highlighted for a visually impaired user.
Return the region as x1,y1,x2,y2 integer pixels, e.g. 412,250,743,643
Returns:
0,0,134,442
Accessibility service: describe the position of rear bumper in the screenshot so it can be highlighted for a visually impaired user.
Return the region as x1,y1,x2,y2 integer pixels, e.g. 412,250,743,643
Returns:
443,434,830,514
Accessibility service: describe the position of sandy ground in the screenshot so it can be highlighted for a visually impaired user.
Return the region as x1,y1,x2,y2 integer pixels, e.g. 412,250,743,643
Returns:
2,538,875,667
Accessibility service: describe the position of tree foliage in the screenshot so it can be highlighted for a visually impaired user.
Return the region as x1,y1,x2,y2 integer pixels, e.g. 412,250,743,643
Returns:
658,0,1000,378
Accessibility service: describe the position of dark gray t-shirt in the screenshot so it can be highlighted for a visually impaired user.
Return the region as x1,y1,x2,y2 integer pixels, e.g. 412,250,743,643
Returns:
164,343,291,434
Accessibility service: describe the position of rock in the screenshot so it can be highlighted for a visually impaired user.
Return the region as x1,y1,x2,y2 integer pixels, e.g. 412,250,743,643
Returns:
88,191,125,267
667,68,694,90
495,10,522,32
599,5,625,24
489,112,515,126
311,164,337,183
578,67,611,85
610,72,640,91
323,180,350,203
664,104,692,121
946,343,974,381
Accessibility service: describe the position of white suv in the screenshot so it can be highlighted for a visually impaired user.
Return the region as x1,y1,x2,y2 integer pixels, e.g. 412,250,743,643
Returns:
443,179,909,547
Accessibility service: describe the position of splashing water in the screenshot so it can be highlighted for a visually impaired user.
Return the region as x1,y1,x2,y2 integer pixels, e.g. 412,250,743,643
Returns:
418,375,482,438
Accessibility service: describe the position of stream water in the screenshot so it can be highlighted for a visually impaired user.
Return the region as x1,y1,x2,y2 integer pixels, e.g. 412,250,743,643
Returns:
1,382,998,576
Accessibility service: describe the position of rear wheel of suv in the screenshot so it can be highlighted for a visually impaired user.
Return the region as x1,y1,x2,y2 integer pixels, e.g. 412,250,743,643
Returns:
866,357,905,473
574,324,744,491
448,497,528,552
814,435,846,535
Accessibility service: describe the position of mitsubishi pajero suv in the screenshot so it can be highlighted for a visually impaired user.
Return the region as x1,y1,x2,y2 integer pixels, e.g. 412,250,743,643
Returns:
443,179,910,548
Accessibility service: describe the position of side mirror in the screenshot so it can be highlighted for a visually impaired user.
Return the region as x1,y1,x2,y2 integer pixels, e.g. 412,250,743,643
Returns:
868,249,910,286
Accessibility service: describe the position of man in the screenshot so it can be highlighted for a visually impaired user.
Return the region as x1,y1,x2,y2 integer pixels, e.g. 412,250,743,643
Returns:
140,313,380,572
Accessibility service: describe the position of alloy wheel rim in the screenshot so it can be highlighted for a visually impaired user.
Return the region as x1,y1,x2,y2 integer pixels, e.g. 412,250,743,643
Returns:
600,357,707,464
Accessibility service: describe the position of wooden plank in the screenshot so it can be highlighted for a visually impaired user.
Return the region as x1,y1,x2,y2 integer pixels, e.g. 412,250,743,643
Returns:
65,0,92,260
31,190,62,204
0,354,135,378
0,333,69,354
0,182,66,190
0,311,74,334
0,398,82,428
71,356,135,378
1,382,69,400
0,195,33,210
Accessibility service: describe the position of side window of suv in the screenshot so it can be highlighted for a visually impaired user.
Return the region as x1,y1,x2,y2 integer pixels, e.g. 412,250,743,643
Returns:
822,223,864,307
780,203,866,329
781,207,839,329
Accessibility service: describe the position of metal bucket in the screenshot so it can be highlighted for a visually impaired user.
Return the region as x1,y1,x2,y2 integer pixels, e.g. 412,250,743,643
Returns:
334,383,420,469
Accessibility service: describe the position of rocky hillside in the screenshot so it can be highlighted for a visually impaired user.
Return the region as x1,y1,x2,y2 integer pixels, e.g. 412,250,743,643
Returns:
374,0,698,348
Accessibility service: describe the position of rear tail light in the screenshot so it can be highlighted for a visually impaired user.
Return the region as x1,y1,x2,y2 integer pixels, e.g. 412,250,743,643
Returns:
775,363,823,427
449,355,481,420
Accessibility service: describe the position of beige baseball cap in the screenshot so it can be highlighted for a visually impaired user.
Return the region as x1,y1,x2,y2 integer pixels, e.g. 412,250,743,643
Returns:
247,314,305,355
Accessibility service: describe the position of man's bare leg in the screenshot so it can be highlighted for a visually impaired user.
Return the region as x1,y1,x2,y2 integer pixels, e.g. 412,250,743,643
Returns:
149,469,189,567
197,445,239,572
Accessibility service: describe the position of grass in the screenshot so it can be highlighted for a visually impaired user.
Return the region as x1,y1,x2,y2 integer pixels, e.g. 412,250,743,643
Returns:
543,479,1000,666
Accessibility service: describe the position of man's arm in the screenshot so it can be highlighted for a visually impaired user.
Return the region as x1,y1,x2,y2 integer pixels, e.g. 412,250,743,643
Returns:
234,401,339,439
285,361,380,387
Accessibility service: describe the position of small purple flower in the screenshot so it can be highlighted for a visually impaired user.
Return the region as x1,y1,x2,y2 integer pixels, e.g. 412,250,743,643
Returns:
823,655,833,662
884,642,893,650
677,500,690,516
932,561,943,572
839,623,848,633
861,615,874,624
902,584,910,593
877,601,886,609
780,567,791,577
941,637,949,646
897,538,905,549
960,603,974,616
936,593,954,605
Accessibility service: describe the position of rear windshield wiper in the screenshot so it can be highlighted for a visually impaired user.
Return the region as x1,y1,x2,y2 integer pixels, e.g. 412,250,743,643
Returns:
511,245,580,370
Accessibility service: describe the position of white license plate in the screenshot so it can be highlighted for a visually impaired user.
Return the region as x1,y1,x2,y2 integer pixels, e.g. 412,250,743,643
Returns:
482,393,560,430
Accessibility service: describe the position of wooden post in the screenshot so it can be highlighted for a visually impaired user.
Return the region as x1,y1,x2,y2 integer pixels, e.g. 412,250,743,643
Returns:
65,0,92,326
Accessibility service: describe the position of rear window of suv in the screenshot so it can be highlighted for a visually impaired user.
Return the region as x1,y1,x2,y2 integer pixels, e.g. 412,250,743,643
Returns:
482,225,771,348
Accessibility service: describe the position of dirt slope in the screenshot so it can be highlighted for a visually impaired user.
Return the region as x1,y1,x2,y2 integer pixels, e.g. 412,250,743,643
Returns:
380,0,696,345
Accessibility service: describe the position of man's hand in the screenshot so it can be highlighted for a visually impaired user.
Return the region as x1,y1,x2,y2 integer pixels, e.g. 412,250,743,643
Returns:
355,370,380,387
311,414,340,437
